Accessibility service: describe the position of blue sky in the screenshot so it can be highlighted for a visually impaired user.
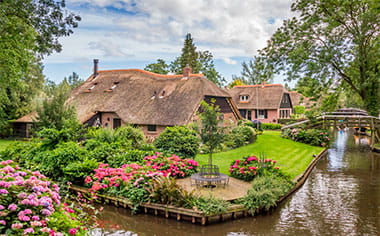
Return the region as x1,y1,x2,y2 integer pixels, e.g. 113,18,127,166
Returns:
42,0,293,85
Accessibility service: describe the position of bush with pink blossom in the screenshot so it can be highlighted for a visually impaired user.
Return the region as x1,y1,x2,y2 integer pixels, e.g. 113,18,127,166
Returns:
0,160,88,235
84,154,198,212
229,155,281,181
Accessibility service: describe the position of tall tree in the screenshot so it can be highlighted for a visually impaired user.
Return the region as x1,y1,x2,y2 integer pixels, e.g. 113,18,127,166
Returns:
169,33,224,86
36,81,75,130
144,59,169,74
63,72,83,89
259,0,380,116
0,0,81,132
240,57,274,85
198,100,225,168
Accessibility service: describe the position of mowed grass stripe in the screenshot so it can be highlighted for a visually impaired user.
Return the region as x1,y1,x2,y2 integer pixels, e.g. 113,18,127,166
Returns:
196,131,323,179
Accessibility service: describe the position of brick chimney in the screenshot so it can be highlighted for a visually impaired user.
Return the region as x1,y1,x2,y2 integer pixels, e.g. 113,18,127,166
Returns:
93,59,99,78
183,64,192,77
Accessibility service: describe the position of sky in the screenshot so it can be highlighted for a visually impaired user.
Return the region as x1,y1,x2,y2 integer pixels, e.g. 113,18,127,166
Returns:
42,0,294,85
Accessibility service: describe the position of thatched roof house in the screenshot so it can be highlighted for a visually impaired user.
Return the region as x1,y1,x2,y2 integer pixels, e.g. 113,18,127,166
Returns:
67,67,240,138
14,63,241,138
228,83,293,123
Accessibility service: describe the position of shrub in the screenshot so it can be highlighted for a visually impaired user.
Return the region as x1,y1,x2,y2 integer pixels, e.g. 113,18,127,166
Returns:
282,128,331,147
107,149,154,167
0,160,88,235
63,158,99,184
225,125,256,149
33,141,85,180
115,125,146,149
154,126,200,158
239,175,293,214
229,155,280,181
193,196,231,216
146,176,195,208
261,123,282,130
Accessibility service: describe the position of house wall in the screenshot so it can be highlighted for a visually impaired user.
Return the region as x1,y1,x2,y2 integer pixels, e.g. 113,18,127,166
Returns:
100,112,121,128
139,125,167,142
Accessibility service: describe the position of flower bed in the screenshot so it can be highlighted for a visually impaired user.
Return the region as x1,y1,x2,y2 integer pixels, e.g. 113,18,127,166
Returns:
229,156,280,181
85,154,198,212
0,160,87,235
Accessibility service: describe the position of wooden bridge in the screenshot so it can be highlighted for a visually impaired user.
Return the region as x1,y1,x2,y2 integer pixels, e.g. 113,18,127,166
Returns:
282,108,380,145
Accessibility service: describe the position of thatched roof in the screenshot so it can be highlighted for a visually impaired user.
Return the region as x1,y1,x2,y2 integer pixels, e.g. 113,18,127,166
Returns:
67,69,233,126
228,84,289,109
13,112,37,123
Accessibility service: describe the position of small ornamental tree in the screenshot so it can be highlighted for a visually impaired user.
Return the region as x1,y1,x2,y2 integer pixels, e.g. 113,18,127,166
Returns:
198,100,225,168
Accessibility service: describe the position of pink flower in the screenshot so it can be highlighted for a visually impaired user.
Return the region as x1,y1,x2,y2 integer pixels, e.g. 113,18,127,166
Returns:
68,228,77,235
0,220,6,225
8,203,17,211
11,223,23,229
23,228,34,234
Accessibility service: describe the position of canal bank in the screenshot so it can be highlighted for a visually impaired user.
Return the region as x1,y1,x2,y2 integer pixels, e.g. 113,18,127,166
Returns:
90,131,380,235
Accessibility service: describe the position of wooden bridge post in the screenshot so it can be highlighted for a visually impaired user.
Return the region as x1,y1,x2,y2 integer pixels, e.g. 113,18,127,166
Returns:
371,118,375,146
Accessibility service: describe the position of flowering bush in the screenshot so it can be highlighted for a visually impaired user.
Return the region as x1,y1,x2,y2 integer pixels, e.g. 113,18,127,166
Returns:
229,156,280,181
0,160,87,235
282,128,331,147
85,154,198,212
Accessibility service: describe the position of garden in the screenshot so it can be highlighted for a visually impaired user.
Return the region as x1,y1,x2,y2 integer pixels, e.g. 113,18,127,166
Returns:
0,102,329,229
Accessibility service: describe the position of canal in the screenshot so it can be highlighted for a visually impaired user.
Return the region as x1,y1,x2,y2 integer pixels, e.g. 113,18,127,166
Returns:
91,131,380,236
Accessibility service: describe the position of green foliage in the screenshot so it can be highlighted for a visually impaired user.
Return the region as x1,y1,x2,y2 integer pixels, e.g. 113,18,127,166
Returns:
115,125,146,149
64,72,83,89
261,123,282,130
146,176,195,208
144,59,170,74
37,119,84,149
193,196,231,216
35,84,78,131
240,57,274,85
239,175,293,214
198,100,225,166
282,128,331,147
293,106,306,115
0,0,80,133
63,158,99,184
260,0,380,116
161,33,225,86
154,126,200,158
33,141,85,180
225,125,256,149
106,149,154,167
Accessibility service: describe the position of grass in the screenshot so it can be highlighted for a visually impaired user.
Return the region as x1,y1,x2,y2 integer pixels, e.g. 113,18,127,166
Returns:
0,139,17,152
374,143,380,148
195,131,324,180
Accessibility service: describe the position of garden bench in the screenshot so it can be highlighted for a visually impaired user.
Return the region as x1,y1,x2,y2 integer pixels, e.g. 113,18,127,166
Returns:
190,164,229,188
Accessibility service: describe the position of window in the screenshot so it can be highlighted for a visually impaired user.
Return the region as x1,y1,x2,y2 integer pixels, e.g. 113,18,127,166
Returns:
258,110,267,119
240,95,249,102
147,125,157,132
247,110,252,120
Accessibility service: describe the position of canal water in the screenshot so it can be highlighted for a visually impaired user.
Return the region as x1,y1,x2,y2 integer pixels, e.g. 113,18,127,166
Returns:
91,131,380,236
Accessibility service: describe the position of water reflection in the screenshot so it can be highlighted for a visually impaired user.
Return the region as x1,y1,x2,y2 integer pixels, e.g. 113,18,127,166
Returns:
92,132,380,236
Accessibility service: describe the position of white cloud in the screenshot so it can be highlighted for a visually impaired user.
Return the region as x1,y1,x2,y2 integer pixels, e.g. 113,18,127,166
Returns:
223,57,237,65
44,0,294,79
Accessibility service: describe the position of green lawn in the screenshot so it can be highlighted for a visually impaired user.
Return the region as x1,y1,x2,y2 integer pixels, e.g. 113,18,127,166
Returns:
195,131,324,180
0,140,17,152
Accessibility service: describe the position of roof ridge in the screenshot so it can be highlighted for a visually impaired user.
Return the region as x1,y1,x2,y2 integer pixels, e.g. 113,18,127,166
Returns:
98,69,204,78
234,84,283,88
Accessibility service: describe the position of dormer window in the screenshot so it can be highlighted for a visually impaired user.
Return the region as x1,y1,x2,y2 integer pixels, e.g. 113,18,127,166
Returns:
85,83,97,92
105,82,119,92
240,95,249,102
159,90,165,99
